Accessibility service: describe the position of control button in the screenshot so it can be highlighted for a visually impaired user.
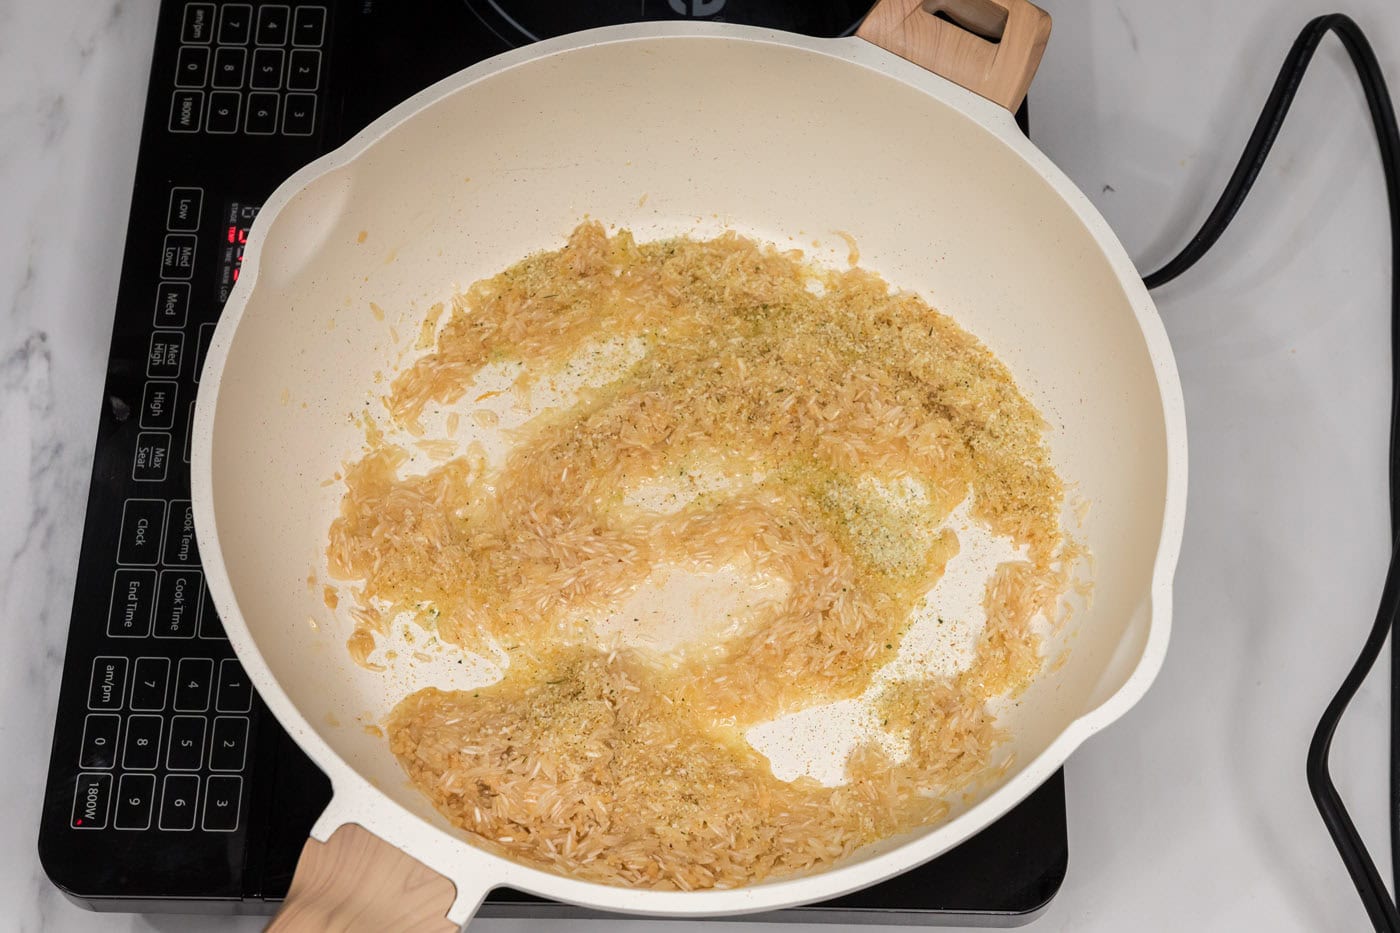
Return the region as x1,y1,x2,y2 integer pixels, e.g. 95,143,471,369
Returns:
210,716,250,771
194,322,216,384
216,658,253,713
202,775,242,831
199,589,226,640
168,90,204,133
147,332,184,380
167,186,204,232
174,658,214,712
244,92,279,135
292,6,326,46
281,93,316,136
167,716,207,771
132,432,172,483
155,569,202,639
87,657,128,711
256,5,290,46
107,569,156,638
218,4,253,45
249,47,283,89
154,282,190,329
130,657,170,711
114,774,157,830
140,381,177,431
174,46,210,88
71,773,112,829
160,234,197,280
184,401,195,464
121,714,163,770
206,91,241,134
163,500,200,567
286,49,320,91
181,3,216,43
117,498,165,566
79,714,120,769
159,774,200,831
211,46,246,89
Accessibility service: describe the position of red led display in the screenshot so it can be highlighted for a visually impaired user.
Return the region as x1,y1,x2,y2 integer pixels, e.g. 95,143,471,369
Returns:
218,201,261,304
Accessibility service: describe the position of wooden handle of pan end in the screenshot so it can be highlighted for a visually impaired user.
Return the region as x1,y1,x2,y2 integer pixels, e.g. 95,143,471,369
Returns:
267,824,461,933
857,0,1051,111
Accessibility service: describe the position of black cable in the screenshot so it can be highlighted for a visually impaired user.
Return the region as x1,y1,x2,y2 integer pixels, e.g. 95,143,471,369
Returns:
1141,14,1400,931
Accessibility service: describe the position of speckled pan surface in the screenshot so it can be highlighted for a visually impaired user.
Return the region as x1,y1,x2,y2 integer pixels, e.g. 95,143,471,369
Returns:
191,22,1186,926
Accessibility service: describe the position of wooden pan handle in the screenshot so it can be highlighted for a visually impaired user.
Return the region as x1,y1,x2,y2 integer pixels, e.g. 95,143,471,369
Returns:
267,824,461,932
857,0,1052,111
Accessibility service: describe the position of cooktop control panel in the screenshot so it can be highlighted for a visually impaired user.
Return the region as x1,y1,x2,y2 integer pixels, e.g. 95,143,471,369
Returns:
38,0,336,908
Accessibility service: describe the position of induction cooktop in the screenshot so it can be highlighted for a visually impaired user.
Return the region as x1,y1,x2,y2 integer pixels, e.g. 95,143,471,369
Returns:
38,0,1065,924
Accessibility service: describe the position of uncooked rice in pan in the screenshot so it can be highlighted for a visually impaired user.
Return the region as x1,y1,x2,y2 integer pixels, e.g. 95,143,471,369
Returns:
326,221,1079,890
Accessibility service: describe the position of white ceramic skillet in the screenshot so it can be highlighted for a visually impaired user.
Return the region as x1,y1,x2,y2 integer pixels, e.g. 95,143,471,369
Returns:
191,1,1187,928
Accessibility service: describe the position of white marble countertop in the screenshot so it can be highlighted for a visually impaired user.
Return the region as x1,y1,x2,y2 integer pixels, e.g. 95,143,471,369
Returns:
5,0,1400,929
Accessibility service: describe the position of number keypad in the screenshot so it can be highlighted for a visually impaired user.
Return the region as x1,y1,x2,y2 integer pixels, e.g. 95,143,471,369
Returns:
72,648,252,834
168,3,326,136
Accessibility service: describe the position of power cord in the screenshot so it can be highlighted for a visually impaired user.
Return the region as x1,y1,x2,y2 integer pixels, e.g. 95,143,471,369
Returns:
1140,14,1400,931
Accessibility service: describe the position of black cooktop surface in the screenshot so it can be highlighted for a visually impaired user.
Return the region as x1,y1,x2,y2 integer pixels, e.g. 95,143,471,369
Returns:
38,0,1065,924
466,0,870,44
